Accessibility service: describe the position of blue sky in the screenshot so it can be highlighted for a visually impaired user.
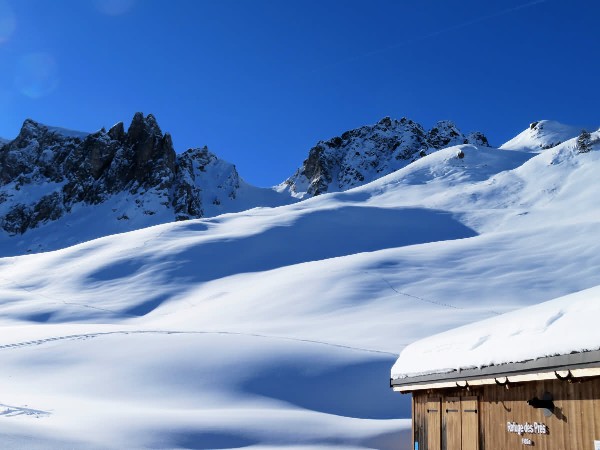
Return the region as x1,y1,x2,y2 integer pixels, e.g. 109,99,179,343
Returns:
0,0,598,186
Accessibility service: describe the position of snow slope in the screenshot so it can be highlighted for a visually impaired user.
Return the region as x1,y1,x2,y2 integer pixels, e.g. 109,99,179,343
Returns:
0,175,293,257
499,119,583,152
0,129,599,448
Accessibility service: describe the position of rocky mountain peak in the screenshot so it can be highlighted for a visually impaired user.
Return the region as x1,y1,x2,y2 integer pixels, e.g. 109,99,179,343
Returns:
427,120,463,148
108,121,125,141
97,112,178,191
377,116,393,127
127,112,162,143
280,116,490,198
0,112,294,250
13,119,54,148
19,118,44,135
466,131,490,147
0,113,241,239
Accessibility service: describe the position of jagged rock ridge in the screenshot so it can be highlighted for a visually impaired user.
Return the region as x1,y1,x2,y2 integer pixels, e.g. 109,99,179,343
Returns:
0,113,279,238
279,117,489,198
0,113,492,254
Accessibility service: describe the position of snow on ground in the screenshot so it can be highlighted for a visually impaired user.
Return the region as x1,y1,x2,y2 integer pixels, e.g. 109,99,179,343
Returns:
0,192,178,256
391,285,600,378
0,132,599,448
0,181,294,258
0,330,409,449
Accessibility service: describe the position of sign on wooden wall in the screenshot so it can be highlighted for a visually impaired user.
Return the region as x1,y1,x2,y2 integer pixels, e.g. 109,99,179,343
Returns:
506,421,548,446
506,421,548,435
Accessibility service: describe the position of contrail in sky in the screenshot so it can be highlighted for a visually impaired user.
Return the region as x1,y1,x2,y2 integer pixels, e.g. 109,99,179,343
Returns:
311,0,549,73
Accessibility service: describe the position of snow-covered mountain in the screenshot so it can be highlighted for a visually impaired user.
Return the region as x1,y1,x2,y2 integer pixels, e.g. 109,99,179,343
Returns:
0,114,592,259
499,119,584,152
0,118,598,449
1,114,489,255
278,117,489,198
0,113,291,255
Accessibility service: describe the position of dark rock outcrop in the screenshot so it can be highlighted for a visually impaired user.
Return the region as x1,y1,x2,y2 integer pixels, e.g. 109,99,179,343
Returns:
0,113,241,235
281,117,490,198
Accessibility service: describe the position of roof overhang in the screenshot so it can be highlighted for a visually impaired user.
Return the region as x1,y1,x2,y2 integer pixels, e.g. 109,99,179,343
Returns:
391,349,600,393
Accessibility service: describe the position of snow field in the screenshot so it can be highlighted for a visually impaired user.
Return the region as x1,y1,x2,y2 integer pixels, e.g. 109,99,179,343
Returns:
0,124,598,448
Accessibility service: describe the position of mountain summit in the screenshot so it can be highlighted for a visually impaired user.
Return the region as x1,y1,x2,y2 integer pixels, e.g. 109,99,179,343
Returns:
278,117,489,198
0,113,289,251
499,120,583,152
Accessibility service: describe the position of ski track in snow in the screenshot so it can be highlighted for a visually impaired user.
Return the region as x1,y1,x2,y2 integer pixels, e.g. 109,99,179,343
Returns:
0,329,400,356
362,270,502,316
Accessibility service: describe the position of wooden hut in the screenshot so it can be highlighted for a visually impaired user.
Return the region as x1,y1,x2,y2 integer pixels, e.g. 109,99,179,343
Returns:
390,287,600,450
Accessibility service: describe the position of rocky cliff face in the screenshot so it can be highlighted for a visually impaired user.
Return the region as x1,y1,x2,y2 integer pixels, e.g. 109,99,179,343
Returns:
0,113,259,237
279,117,490,198
172,146,244,221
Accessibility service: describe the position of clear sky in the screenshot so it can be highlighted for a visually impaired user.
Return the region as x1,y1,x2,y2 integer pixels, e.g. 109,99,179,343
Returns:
0,0,598,186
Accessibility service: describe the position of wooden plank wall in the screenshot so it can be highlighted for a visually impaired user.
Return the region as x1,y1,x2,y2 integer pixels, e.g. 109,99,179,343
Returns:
427,398,441,450
414,394,424,448
461,396,479,450
412,378,600,450
414,395,439,449
442,397,461,450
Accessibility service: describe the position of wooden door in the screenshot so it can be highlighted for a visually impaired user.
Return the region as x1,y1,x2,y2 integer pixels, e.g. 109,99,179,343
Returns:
426,397,441,450
461,396,479,450
443,397,461,450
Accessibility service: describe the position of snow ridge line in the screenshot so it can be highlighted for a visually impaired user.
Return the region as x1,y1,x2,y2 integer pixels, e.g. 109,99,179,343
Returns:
0,330,400,356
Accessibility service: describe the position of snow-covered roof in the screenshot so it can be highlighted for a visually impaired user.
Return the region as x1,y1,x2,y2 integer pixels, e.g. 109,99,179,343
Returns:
391,285,600,380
